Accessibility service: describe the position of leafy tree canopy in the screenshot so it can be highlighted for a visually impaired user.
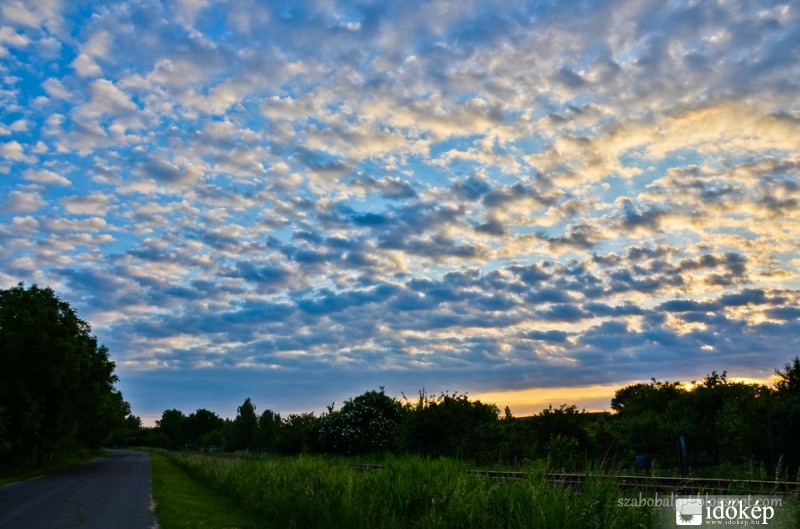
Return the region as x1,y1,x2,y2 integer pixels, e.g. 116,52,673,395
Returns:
775,356,800,395
319,389,406,455
0,283,128,467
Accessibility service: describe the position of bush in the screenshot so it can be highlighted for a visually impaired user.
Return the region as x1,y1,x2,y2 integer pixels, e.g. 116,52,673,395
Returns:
319,389,406,455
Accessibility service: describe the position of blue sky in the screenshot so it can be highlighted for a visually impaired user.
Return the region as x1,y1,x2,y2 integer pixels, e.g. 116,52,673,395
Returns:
2,0,799,423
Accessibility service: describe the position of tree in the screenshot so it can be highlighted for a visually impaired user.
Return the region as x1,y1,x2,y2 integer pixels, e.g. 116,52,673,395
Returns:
319,389,406,455
611,379,685,466
185,409,225,449
611,378,684,415
230,398,258,451
0,283,128,467
400,391,500,461
678,371,769,466
530,404,590,470
772,356,800,472
111,414,143,447
255,409,281,452
277,413,320,454
774,356,800,395
156,409,187,449
612,372,775,468
713,384,771,465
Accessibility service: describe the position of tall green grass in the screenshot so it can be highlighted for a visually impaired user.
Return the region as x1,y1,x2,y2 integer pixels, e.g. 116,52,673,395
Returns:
163,452,654,528
150,450,261,529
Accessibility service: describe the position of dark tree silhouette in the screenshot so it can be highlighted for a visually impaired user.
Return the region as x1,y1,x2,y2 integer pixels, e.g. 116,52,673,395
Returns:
319,389,406,455
0,283,128,467
230,397,258,450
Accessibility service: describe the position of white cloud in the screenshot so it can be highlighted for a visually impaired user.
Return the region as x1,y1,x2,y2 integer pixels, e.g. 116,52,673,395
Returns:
8,119,28,132
2,189,45,212
0,141,32,162
70,29,113,77
46,216,108,232
0,0,62,30
11,215,39,233
174,0,210,27
61,192,117,215
71,53,102,77
86,79,138,116
82,29,111,59
0,25,29,47
42,78,70,99
23,168,71,186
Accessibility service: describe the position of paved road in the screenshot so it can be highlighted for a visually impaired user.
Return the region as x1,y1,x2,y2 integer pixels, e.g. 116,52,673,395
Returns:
0,449,156,529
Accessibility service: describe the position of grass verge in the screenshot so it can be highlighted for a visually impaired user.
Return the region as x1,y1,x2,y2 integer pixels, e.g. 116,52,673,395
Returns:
148,449,261,529
162,452,655,529
0,449,110,487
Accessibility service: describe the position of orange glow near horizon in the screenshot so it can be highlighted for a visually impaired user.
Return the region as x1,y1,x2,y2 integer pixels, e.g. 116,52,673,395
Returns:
136,375,781,427
473,376,778,418
473,383,624,417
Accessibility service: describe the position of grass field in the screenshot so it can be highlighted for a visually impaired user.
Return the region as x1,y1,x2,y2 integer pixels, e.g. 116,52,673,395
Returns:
149,450,262,529
153,451,654,529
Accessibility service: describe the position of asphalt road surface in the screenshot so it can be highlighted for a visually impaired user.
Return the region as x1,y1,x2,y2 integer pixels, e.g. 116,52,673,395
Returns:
0,449,156,529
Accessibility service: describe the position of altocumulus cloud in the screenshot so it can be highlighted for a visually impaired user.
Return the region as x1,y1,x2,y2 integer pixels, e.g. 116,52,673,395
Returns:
1,0,799,420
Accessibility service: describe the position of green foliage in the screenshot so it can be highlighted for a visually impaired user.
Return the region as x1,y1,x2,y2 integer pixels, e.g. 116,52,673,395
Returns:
148,408,227,450
142,355,800,475
255,408,282,451
0,283,128,467
158,452,654,529
400,391,501,461
519,404,605,471
610,371,781,471
278,412,321,454
495,410,539,466
774,357,800,395
319,389,406,455
611,378,685,415
230,397,259,450
109,414,143,447
156,409,188,449
149,450,260,529
185,408,226,448
772,356,800,472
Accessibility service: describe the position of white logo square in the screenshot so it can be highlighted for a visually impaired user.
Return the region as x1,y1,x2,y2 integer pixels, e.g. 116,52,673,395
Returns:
675,498,703,526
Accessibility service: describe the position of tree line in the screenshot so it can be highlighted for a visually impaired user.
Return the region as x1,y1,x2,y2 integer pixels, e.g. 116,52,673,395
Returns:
0,284,129,470
124,357,800,476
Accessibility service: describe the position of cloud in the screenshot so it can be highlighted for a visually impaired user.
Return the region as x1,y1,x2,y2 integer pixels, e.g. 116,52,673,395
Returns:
23,168,71,186
228,261,292,287
136,155,205,188
71,53,102,77
0,141,33,162
0,25,29,48
347,175,418,200
0,0,798,421
2,189,45,213
61,192,116,215
0,0,62,31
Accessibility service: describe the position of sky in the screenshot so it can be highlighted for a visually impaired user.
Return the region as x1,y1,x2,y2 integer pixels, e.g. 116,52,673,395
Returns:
1,0,799,425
